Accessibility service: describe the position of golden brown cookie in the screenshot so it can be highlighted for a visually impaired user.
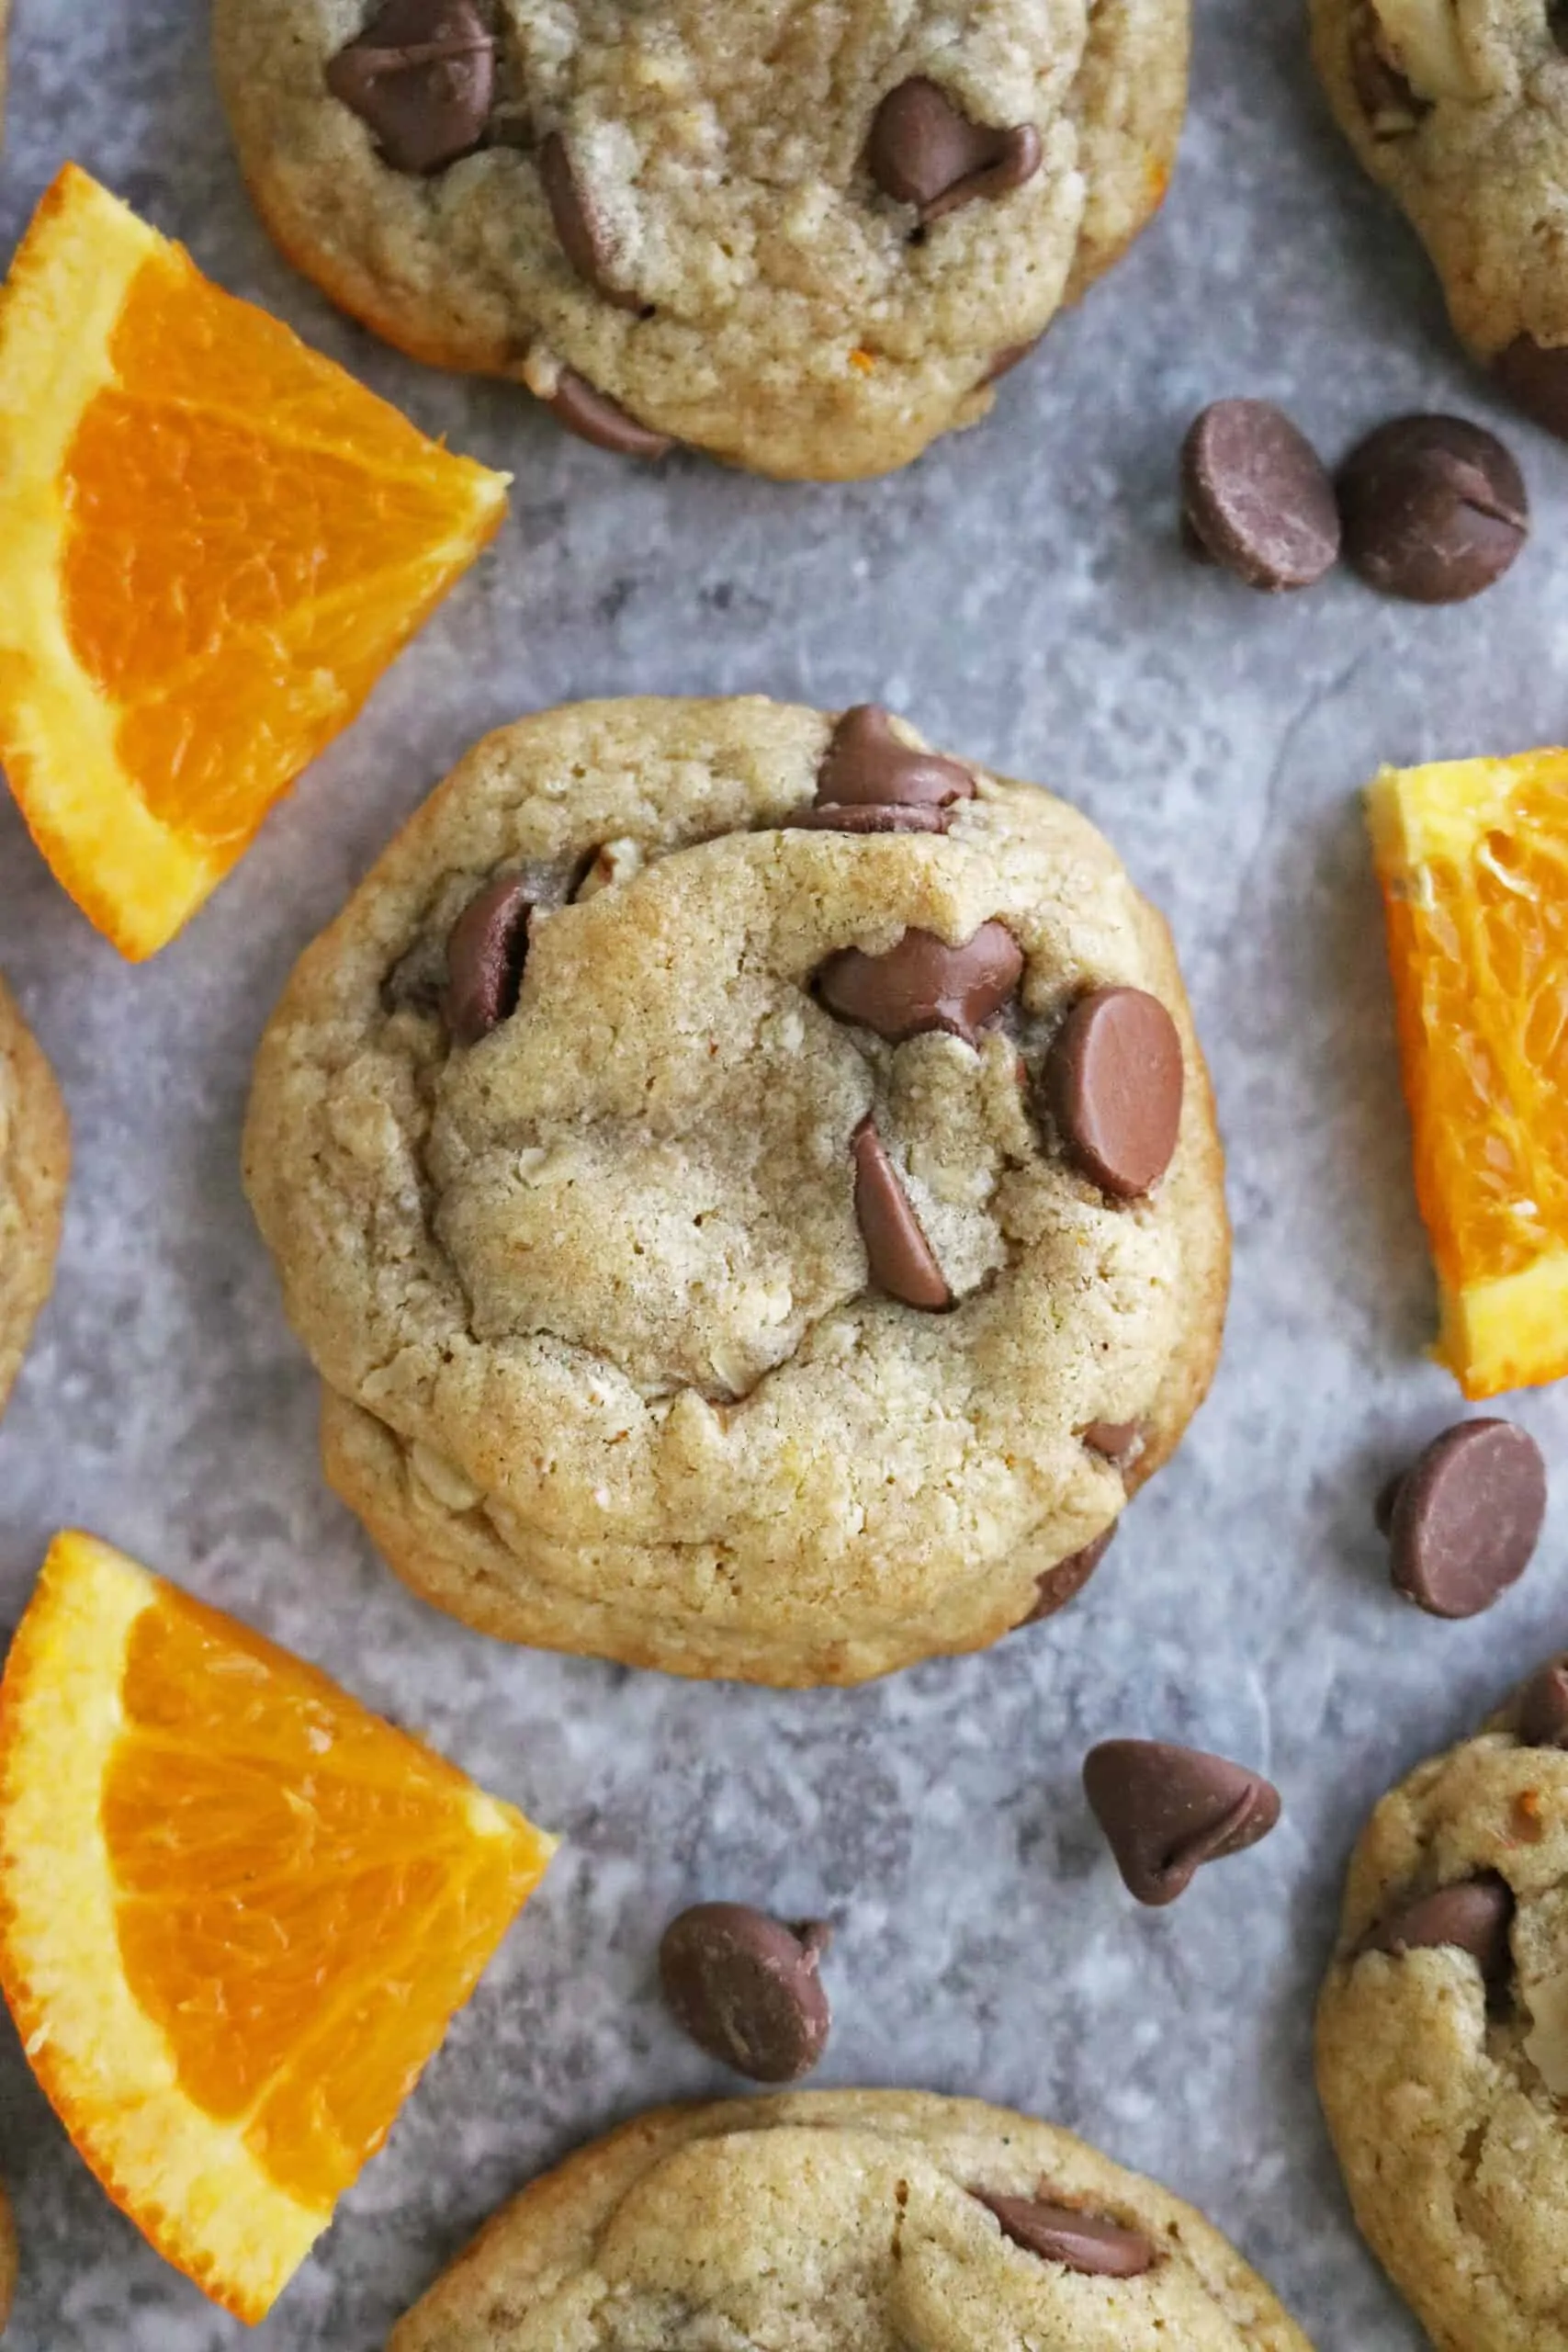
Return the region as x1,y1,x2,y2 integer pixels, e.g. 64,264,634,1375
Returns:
0,974,69,1425
243,695,1229,1684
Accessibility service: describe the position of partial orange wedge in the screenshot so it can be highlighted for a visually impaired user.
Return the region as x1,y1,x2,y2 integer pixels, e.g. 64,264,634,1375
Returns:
0,165,509,959
1369,750,1568,1397
0,1532,556,2322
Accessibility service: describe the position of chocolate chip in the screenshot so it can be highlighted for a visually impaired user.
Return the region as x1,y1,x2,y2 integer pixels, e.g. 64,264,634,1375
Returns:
1516,1656,1568,1747
818,706,976,813
1044,987,1184,1200
1382,1419,1546,1619
867,78,1043,223
538,132,643,311
1017,1526,1116,1627
1495,336,1568,442
1082,1420,1142,1467
1083,1740,1281,1907
1337,415,1529,604
326,0,494,176
787,804,948,835
444,875,534,1045
818,922,1022,1046
1179,401,1340,591
1362,1875,1514,1981
660,1904,832,2083
1349,6,1427,132
852,1119,951,1311
545,369,673,458
977,2193,1155,2278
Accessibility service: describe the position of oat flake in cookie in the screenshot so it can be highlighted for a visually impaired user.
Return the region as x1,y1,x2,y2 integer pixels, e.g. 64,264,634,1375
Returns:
213,0,1191,481
0,975,70,1427
388,2090,1316,2352
1316,1668,1568,2352
242,696,1228,1685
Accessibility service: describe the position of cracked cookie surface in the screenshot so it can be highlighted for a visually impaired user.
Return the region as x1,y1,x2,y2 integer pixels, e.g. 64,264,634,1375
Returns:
1312,0,1568,434
242,695,1227,1685
1316,1674,1568,2352
213,0,1188,481
389,2089,1314,2352
0,975,69,1427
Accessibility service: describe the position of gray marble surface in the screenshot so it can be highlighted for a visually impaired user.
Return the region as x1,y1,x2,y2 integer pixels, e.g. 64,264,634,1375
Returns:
3,2,1566,2345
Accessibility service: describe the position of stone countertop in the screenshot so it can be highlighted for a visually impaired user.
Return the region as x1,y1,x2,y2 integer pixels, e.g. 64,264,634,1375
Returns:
0,4,1557,2346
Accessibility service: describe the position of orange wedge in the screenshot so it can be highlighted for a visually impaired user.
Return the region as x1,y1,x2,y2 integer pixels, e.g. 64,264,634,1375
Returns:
0,165,508,959
1369,750,1568,1396
0,1532,556,2322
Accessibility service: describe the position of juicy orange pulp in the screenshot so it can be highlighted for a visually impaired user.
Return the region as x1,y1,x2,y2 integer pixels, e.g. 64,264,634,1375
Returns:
0,165,509,957
1369,750,1568,1396
0,1532,556,2320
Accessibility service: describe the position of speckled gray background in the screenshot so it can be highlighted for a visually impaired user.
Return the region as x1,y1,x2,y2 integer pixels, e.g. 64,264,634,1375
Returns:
2,2,1565,2346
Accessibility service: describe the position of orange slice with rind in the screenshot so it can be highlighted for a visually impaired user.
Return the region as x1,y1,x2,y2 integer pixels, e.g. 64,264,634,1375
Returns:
0,1532,556,2322
0,165,509,960
1368,749,1568,1397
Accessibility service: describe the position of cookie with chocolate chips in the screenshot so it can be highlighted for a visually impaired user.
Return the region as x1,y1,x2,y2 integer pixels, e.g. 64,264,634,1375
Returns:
1312,0,1568,439
388,2089,1315,2352
243,695,1228,1685
0,974,70,1428
214,0,1190,481
1317,1667,1568,2352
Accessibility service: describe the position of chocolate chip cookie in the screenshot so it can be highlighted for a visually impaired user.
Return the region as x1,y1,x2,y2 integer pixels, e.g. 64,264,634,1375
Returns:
1316,1661,1568,2352
388,2089,1314,2352
243,696,1228,1685
1312,0,1568,439
0,975,69,1426
213,0,1190,481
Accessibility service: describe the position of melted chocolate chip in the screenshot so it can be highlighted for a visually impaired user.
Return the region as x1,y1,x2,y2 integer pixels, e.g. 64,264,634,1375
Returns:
1382,1419,1546,1619
326,0,494,176
786,804,948,835
1083,1739,1281,1906
1082,1420,1142,1468
1363,1876,1514,1982
444,874,535,1045
1017,1526,1116,1627
545,369,673,458
977,2192,1155,2278
867,78,1043,222
852,1119,951,1311
818,706,976,812
538,131,643,311
660,1905,832,2083
1516,1656,1568,1748
1044,988,1184,1199
818,922,1022,1046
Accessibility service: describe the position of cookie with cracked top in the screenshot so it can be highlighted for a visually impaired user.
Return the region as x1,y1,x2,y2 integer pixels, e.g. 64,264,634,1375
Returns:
214,0,1190,481
0,974,70,1428
1316,1668,1568,2352
242,695,1227,1685
388,2090,1315,2352
1312,0,1568,437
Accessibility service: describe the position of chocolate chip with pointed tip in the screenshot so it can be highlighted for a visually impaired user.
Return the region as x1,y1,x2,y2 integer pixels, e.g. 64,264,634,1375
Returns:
326,0,494,176
1044,987,1184,1199
818,922,1022,1046
1516,1656,1568,1747
852,1119,951,1311
818,706,976,812
1083,1739,1281,1906
1337,415,1529,605
538,131,643,311
1495,336,1568,442
1017,1526,1116,1627
444,875,535,1045
867,78,1042,222
1362,1875,1514,1981
976,2192,1155,2277
545,369,673,458
660,1904,832,2083
1382,1419,1546,1618
786,804,948,835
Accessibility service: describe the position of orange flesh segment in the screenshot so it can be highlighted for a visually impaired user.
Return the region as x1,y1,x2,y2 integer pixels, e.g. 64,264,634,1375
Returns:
1368,751,1568,1396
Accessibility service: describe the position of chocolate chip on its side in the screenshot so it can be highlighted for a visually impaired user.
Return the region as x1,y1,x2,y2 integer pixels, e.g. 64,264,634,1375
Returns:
867,78,1042,222
1337,414,1529,604
444,874,535,1045
1516,1655,1568,1748
1082,1739,1281,1907
1043,987,1184,1200
325,0,495,176
660,1904,832,2084
1495,335,1568,442
818,922,1022,1046
1382,1419,1546,1619
1179,400,1340,591
1362,1875,1514,1982
852,1119,952,1312
545,368,673,458
976,2191,1155,2278
1017,1526,1117,1628
538,131,643,311
818,705,976,813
